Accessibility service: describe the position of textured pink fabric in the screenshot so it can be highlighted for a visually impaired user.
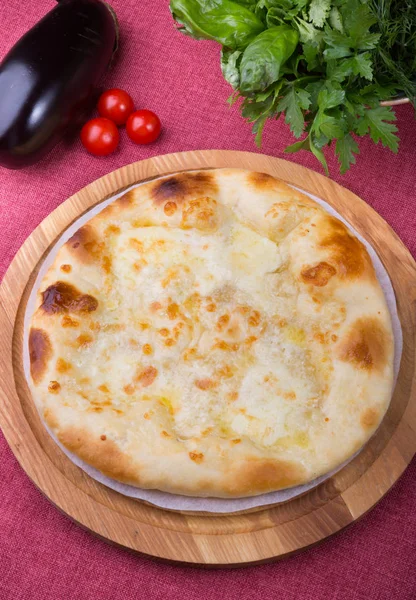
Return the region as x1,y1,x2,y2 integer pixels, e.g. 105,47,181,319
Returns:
0,0,415,597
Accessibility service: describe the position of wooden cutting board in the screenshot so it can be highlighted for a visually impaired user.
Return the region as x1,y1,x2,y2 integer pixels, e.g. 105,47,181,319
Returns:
0,150,415,567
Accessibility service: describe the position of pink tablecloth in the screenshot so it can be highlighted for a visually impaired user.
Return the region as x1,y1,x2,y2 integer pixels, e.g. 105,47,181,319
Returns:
0,0,415,598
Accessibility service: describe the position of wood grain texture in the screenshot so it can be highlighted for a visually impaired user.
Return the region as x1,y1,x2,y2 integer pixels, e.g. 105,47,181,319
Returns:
0,150,415,567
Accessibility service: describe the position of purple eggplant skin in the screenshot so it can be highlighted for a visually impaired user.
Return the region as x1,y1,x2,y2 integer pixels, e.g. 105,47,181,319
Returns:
0,0,118,169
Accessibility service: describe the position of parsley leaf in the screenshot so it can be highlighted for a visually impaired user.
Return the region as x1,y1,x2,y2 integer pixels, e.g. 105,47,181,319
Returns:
329,7,343,33
318,88,345,110
306,81,326,111
354,52,373,80
309,0,331,28
276,86,311,138
253,113,270,146
359,82,398,103
310,135,329,174
226,90,240,106
335,134,360,173
242,80,284,146
284,135,311,153
355,106,399,152
317,115,345,139
343,0,377,45
241,96,274,121
354,32,381,51
294,17,323,45
331,52,373,81
303,43,320,71
313,132,331,148
323,28,353,59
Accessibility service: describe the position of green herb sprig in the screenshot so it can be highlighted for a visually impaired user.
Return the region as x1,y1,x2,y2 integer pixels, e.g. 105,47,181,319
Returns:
171,0,415,174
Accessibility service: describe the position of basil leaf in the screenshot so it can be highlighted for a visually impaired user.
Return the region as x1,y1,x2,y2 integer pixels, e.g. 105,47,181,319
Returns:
233,0,257,8
221,49,242,89
264,0,294,9
266,2,302,27
170,0,264,50
266,8,287,27
239,26,299,93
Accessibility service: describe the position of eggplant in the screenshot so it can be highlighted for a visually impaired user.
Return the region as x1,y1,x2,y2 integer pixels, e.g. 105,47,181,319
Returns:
0,0,118,169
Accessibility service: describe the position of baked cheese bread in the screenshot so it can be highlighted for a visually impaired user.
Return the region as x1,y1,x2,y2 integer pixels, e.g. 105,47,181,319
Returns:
28,169,394,497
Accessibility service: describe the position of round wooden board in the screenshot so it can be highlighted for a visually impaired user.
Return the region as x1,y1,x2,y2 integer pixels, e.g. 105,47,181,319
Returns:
1,150,415,567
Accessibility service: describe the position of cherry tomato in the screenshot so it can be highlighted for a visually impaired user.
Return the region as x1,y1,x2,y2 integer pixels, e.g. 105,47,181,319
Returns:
126,110,161,144
80,117,119,156
97,88,134,126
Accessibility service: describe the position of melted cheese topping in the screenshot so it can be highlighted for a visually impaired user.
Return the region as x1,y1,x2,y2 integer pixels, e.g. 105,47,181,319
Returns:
53,223,326,445
28,169,394,497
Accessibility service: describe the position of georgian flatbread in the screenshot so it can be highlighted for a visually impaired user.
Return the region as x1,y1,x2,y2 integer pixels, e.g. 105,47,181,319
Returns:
28,169,394,497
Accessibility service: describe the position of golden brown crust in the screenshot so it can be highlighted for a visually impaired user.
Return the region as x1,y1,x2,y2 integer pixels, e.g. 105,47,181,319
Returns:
97,191,138,222
150,172,218,205
319,216,375,281
115,189,136,208
224,458,306,495
29,328,52,384
246,171,277,190
43,407,59,430
65,225,100,263
58,426,141,484
337,317,390,372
